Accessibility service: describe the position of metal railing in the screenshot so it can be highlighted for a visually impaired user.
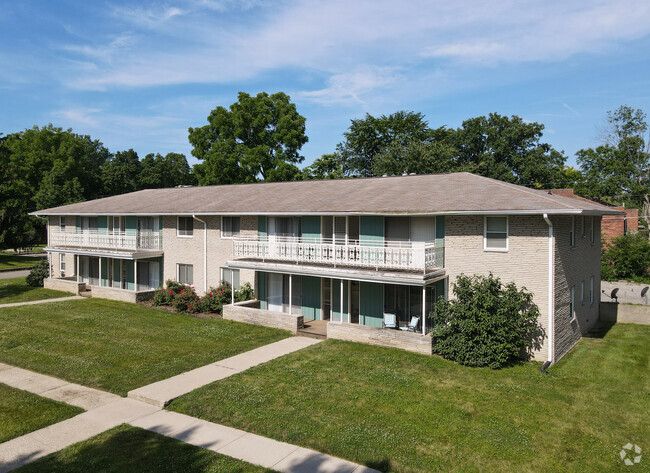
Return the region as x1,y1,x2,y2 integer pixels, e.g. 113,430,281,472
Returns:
49,231,162,251
233,236,444,272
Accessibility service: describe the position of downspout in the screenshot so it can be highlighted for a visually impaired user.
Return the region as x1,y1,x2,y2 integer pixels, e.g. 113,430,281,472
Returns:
542,214,554,373
192,215,208,294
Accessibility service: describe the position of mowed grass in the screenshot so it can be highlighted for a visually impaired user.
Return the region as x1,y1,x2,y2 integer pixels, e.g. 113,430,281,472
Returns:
170,324,650,473
0,298,289,396
0,277,72,304
15,424,276,473
0,383,83,443
0,252,44,269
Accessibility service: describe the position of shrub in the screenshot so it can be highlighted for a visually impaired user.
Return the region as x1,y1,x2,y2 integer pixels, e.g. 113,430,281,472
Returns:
171,286,202,313
152,280,183,306
235,282,254,302
601,232,650,282
429,273,541,369
203,282,232,314
26,259,49,287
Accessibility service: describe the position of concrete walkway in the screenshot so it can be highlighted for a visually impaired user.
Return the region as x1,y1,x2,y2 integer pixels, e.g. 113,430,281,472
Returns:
0,296,82,309
128,337,322,407
0,336,379,473
0,270,31,279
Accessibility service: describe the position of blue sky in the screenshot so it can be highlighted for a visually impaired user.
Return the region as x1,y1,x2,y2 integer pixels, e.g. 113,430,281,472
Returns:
1,0,649,169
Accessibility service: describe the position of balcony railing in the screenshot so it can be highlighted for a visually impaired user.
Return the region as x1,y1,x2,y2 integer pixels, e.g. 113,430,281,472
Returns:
49,231,162,251
232,236,444,273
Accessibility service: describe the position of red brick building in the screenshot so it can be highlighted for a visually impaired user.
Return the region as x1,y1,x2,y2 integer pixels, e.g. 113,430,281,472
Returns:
546,189,638,243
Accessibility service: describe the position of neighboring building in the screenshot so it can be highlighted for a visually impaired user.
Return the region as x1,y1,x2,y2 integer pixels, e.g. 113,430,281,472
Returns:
545,189,639,243
33,173,622,363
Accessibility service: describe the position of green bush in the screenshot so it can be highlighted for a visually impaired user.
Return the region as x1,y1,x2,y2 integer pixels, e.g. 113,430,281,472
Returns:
601,232,650,282
203,282,232,314
235,282,254,302
152,280,183,306
429,273,541,369
171,286,202,313
26,259,49,287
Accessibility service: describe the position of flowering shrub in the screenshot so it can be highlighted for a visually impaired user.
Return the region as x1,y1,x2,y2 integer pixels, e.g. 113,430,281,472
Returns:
235,282,254,302
171,285,202,313
150,279,254,315
202,282,233,315
152,280,184,306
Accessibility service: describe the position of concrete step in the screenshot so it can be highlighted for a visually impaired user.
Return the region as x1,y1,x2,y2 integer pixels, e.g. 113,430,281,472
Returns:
79,290,92,298
296,330,327,340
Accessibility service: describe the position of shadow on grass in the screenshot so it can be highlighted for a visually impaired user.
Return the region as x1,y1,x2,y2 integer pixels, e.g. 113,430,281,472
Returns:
0,283,37,301
584,322,615,339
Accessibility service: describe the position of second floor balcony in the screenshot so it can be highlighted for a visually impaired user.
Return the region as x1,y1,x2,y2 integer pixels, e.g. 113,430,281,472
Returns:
232,236,444,273
49,231,162,252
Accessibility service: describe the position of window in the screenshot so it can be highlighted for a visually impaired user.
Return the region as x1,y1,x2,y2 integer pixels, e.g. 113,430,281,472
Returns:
177,264,193,285
570,216,575,248
590,276,594,305
108,216,124,235
589,216,595,244
222,216,240,238
177,217,194,237
221,268,240,290
569,286,576,321
484,216,508,250
59,216,65,231
581,280,585,305
60,254,65,274
581,216,585,237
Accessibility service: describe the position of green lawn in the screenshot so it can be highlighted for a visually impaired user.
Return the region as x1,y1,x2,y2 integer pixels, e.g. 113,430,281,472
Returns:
0,298,289,395
0,277,72,304
0,252,45,269
16,424,276,473
0,382,83,443
170,324,650,473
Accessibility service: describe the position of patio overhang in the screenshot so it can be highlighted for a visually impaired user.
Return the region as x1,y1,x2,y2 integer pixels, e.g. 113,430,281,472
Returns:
44,247,163,260
227,259,446,286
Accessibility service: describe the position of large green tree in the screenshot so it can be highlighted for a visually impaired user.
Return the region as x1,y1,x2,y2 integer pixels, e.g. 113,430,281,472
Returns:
101,149,142,196
189,92,308,185
139,152,195,189
302,153,345,180
0,125,109,249
577,105,649,210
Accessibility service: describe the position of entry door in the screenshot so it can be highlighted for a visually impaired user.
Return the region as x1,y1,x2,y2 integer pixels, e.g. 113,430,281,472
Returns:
322,279,331,320
268,273,283,312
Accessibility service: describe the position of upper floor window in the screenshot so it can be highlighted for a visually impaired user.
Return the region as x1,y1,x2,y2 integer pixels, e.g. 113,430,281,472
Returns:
108,216,124,235
59,216,66,230
177,217,194,237
590,276,594,305
589,216,595,244
80,216,98,233
570,216,576,248
570,286,576,322
222,216,240,238
484,216,508,251
581,216,586,237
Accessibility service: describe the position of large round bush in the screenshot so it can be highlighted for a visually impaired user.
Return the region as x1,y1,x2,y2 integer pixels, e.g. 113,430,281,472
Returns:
429,273,541,369
26,259,49,287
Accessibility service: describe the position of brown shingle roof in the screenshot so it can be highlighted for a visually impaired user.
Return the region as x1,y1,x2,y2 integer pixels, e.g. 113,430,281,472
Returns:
32,172,623,216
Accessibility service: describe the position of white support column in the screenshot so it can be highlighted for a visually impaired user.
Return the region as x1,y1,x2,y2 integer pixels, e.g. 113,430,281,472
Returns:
98,257,102,287
47,252,52,279
289,274,293,315
120,259,124,289
134,259,138,292
340,279,344,323
422,286,426,335
76,255,80,283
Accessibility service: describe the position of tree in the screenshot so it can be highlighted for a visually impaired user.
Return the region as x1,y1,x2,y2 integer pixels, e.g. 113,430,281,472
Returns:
0,125,109,250
337,111,432,177
577,106,649,213
601,232,650,282
139,152,195,189
302,153,345,180
429,273,542,369
189,92,308,185
101,149,142,196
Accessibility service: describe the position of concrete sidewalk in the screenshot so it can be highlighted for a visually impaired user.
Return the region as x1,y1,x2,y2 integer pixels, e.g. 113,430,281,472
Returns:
0,270,31,279
128,336,322,407
0,296,82,309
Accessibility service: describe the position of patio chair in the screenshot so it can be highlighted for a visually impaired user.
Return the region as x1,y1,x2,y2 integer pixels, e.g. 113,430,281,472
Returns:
399,316,420,332
383,313,398,329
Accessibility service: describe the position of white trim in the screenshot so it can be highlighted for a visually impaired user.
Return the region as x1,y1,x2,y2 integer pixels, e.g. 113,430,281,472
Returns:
176,216,194,238
483,215,509,252
193,215,207,294
543,214,555,364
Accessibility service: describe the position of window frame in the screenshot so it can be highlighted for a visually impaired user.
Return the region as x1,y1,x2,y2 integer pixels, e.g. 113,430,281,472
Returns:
59,216,66,231
589,216,595,244
569,286,576,322
59,254,65,274
221,216,241,239
220,267,240,290
581,280,585,305
177,263,194,286
590,276,594,306
483,216,509,252
176,216,194,238
570,216,576,248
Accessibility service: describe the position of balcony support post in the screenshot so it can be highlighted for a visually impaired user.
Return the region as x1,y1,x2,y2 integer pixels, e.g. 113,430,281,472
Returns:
422,286,426,335
134,260,138,292
289,273,293,315
340,278,344,323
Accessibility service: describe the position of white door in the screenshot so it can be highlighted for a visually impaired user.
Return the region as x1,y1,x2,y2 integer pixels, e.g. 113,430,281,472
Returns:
268,273,283,312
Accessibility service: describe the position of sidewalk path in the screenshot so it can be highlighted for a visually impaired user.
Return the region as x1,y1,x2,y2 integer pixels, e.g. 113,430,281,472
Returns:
0,271,30,280
1,336,379,473
128,337,322,407
0,296,82,309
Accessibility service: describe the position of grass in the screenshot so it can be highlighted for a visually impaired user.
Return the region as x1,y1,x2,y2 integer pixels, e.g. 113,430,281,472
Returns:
0,298,289,396
0,277,72,304
170,324,650,473
0,251,45,270
0,382,83,443
15,424,276,473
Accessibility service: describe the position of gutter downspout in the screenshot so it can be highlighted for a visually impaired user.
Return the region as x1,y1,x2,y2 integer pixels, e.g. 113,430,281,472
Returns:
542,214,554,373
192,215,208,294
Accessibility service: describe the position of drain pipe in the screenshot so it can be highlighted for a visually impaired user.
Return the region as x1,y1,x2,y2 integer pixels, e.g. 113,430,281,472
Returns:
542,214,554,374
193,215,208,295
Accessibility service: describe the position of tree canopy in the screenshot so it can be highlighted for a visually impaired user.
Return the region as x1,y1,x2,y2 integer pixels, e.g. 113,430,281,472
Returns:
189,92,308,185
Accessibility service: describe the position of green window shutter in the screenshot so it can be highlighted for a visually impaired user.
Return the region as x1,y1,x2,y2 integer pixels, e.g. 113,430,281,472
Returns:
301,276,321,320
98,217,108,235
258,272,267,310
125,261,135,290
258,216,267,239
435,216,445,267
360,282,383,327
301,216,321,243
113,260,121,287
100,258,108,286
360,216,384,246
125,217,137,236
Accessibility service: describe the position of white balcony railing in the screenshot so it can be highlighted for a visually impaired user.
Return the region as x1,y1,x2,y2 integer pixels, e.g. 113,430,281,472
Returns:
49,231,162,251
233,237,444,272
